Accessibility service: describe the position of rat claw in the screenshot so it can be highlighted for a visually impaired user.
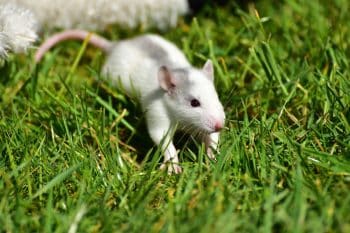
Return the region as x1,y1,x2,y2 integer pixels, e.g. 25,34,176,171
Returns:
206,147,217,161
170,163,182,174
160,162,182,174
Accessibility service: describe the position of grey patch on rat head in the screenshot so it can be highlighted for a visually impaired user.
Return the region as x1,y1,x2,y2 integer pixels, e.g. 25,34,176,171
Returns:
171,68,191,86
132,36,171,66
171,68,189,79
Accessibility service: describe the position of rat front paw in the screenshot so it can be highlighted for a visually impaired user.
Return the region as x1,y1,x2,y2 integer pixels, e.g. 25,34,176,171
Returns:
206,147,217,162
160,162,182,174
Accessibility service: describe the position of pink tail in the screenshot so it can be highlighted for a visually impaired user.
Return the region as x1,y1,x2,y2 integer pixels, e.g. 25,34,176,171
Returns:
34,29,112,62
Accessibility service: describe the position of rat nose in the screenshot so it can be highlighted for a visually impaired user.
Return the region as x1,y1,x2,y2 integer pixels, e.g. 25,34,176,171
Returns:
214,121,223,132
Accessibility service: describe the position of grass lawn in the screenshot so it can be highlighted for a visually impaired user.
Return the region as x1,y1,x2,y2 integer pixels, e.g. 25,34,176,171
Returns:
1,0,350,232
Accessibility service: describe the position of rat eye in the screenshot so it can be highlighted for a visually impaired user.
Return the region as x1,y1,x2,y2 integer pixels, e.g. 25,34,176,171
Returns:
190,98,200,107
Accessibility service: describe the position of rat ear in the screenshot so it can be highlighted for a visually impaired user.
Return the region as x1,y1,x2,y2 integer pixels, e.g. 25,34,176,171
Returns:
202,59,214,81
158,66,176,91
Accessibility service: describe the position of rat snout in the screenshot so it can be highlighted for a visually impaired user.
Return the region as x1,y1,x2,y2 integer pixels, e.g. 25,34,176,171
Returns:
214,121,223,132
210,114,225,132
206,107,225,133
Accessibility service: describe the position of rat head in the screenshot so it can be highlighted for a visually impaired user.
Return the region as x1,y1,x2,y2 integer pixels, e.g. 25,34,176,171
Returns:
158,60,225,134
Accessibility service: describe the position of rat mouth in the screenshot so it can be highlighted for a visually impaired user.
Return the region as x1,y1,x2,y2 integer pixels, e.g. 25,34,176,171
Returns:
199,126,216,134
178,121,212,135
196,123,218,135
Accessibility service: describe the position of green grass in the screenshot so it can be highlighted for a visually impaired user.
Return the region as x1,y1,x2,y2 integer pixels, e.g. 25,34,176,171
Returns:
1,0,350,232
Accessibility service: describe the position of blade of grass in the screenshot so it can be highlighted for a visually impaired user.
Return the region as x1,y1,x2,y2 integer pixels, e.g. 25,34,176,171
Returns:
32,163,82,199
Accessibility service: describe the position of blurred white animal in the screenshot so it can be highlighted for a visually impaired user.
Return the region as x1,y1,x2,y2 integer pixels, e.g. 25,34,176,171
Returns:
0,2,38,58
0,0,189,31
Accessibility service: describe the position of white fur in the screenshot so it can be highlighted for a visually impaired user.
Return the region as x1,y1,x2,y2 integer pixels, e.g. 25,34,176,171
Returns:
0,0,189,30
103,35,189,98
0,2,38,58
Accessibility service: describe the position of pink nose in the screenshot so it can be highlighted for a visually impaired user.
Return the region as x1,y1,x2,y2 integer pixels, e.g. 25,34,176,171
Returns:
214,121,223,132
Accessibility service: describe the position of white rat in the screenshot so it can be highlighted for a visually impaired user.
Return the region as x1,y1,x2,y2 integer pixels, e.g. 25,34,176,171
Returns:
35,29,225,174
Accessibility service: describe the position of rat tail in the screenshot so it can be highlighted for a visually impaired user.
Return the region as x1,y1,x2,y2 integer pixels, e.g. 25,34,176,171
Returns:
34,29,113,62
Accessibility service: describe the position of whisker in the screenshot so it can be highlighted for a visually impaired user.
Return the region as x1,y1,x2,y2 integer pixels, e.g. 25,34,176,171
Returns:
223,86,236,109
